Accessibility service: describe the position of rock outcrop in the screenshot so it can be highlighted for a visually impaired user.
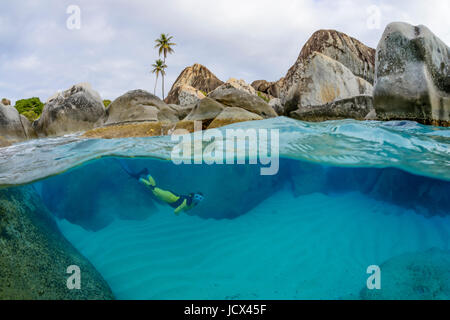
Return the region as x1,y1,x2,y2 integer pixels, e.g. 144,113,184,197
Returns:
327,166,450,216
168,104,195,120
209,87,278,118
83,122,194,139
34,83,106,136
295,29,376,84
165,63,223,104
213,78,257,96
0,136,12,148
1,98,11,106
105,89,179,125
0,102,36,142
251,78,284,98
281,52,373,115
360,248,450,300
290,95,374,121
373,22,450,126
269,98,283,115
251,80,272,93
166,85,206,106
184,97,225,122
208,107,263,129
0,186,114,299
19,115,37,139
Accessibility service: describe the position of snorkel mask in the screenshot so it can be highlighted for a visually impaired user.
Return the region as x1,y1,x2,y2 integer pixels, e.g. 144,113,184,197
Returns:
192,192,204,204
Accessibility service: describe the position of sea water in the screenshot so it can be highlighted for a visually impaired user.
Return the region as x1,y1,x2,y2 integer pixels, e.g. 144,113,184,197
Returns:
1,117,449,299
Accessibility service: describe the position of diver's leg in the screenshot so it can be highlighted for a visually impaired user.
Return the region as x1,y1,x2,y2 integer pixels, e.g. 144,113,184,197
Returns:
140,175,156,188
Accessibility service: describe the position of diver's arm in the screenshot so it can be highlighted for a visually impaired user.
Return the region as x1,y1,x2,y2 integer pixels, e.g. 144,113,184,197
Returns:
174,200,188,215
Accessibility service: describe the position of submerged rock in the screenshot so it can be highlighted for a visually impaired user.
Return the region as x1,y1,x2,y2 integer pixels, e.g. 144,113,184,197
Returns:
38,158,282,224
165,63,223,104
326,167,450,217
286,161,327,197
0,186,114,299
34,83,106,136
360,248,450,300
282,52,373,115
39,158,161,231
105,89,178,125
209,87,278,118
373,22,450,126
290,95,374,121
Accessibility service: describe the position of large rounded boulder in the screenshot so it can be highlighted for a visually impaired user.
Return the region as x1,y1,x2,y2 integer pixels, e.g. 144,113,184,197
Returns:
373,22,450,126
360,248,450,300
299,29,376,84
34,83,106,136
165,63,223,105
0,102,36,142
167,85,206,106
251,79,284,99
207,107,263,129
105,89,178,125
184,97,225,122
0,186,114,299
209,87,278,118
282,52,373,116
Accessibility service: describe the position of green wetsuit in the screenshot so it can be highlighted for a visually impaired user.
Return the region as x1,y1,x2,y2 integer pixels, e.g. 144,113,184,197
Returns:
140,175,196,215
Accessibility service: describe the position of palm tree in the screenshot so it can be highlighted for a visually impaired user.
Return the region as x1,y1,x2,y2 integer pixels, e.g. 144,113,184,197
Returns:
151,59,167,98
154,34,175,99
154,33,176,63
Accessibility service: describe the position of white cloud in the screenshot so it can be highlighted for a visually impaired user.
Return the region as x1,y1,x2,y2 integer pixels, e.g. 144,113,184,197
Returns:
7,55,41,70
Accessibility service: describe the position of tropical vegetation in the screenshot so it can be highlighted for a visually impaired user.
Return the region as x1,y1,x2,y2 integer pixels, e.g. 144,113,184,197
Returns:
14,97,44,121
153,33,176,99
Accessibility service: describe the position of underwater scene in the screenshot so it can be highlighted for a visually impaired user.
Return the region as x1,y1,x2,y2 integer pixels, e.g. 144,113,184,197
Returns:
1,117,450,300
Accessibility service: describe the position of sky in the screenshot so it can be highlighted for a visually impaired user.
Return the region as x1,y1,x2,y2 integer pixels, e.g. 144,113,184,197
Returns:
0,0,449,104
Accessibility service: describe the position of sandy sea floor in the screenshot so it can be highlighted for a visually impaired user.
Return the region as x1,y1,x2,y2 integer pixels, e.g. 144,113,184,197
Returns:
58,190,450,299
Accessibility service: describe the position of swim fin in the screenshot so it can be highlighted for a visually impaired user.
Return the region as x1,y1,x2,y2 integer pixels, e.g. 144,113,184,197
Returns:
116,159,148,180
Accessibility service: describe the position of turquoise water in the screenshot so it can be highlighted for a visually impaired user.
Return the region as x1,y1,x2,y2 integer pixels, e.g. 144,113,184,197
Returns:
1,117,449,299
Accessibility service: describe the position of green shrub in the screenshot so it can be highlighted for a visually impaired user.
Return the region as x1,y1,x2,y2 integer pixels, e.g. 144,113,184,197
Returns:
257,91,270,103
103,100,112,108
14,97,44,120
21,110,39,121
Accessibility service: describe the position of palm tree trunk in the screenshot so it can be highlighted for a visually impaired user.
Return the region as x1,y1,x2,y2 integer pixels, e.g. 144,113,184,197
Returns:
154,74,158,95
162,74,165,99
163,55,166,100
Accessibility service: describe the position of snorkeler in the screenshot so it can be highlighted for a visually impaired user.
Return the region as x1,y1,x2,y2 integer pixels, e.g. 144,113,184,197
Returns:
139,175,204,215
116,159,204,214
